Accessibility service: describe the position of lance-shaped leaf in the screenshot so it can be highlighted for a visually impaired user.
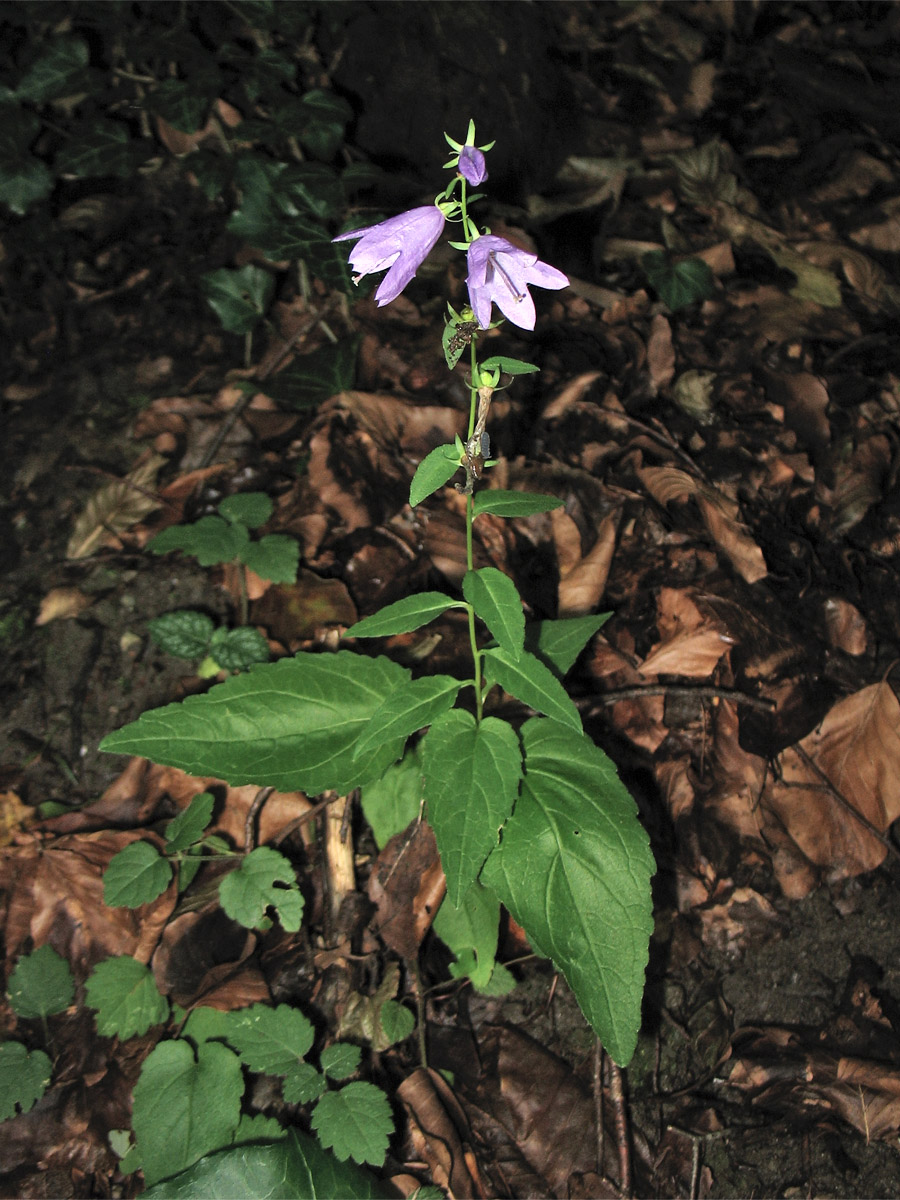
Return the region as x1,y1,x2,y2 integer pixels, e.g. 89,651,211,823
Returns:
423,711,521,906
346,593,463,638
473,490,563,519
525,614,611,677
463,568,524,660
481,718,655,1065
483,647,582,733
410,444,462,507
353,676,462,761
101,652,409,794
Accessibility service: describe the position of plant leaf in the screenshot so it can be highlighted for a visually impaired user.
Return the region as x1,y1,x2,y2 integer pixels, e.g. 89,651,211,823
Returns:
218,492,272,528
346,593,462,638
432,880,501,991
201,265,275,335
209,626,271,671
482,647,582,732
359,746,424,850
224,1003,314,1074
218,847,304,931
472,490,563,519
148,610,215,660
463,567,524,659
283,1062,326,1105
240,534,300,583
481,718,655,1065
166,792,215,853
524,614,611,677
320,1042,361,1080
480,355,540,376
85,956,170,1038
103,840,172,908
0,1042,52,1120
311,1082,393,1167
148,515,249,567
352,675,462,761
409,444,462,507
8,945,74,1019
141,1129,391,1199
423,711,522,906
133,1039,243,1186
101,652,410,794
67,453,167,560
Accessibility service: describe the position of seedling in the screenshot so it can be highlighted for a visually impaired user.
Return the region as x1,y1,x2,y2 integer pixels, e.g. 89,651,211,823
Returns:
148,610,270,677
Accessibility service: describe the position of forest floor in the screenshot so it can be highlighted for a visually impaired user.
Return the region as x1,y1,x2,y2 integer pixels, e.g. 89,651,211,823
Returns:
4,3,900,1197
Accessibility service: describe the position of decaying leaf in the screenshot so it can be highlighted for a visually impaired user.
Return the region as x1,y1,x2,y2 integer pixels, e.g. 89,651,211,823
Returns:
67,452,168,560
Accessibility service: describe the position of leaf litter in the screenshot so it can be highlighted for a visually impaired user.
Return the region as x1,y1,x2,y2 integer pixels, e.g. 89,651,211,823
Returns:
7,3,900,1196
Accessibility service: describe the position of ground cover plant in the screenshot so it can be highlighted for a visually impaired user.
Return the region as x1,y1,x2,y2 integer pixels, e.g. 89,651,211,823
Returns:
8,3,900,1197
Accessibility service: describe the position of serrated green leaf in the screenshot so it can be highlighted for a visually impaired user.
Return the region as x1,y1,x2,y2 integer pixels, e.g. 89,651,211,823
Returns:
209,626,270,672
409,445,463,507
311,1082,393,1166
201,265,275,335
141,1129,391,1199
15,37,89,102
283,1062,326,1105
241,534,300,584
0,1042,51,1120
103,840,172,908
182,1006,234,1046
346,593,462,638
423,711,521,906
224,1003,314,1073
320,1042,360,1080
481,719,655,1065
232,1113,287,1145
101,651,410,793
133,1039,243,1186
149,515,249,567
483,647,582,733
219,492,273,528
378,1000,415,1047
524,614,610,677
149,610,215,659
352,675,461,762
433,881,500,991
359,747,424,850
85,956,169,1038
219,848,304,931
166,792,215,852
8,945,74,1019
463,567,524,659
472,490,563,519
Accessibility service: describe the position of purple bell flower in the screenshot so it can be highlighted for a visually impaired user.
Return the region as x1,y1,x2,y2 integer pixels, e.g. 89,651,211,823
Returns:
466,235,568,331
458,145,488,186
333,206,446,307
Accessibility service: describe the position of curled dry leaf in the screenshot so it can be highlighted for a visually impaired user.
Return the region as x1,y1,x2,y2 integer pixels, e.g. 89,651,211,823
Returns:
396,1067,481,1200
34,586,94,626
67,452,168,560
557,511,620,616
639,585,732,677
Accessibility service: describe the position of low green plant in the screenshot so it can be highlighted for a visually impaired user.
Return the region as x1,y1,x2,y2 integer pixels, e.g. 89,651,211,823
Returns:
102,122,656,1071
148,610,270,677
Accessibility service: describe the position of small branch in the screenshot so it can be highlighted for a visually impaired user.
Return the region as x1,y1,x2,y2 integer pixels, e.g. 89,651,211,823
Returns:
582,684,776,713
244,786,274,851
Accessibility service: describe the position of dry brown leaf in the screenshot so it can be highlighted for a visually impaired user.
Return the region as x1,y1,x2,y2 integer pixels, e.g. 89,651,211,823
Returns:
396,1068,481,1200
647,313,676,392
558,512,619,616
765,682,900,879
821,597,867,656
34,587,94,625
67,452,167,559
540,371,602,420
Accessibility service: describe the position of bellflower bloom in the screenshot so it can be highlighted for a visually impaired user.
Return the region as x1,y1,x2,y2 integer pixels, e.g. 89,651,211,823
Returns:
466,235,568,331
458,145,487,186
333,205,445,307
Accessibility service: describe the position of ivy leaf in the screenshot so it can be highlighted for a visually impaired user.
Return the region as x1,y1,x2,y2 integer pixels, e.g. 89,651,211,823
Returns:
472,490,563,519
132,1039,243,1186
423,711,522,907
0,1042,52,1119
320,1042,361,1080
482,647,582,732
219,492,272,528
346,593,462,638
166,792,215,853
15,37,91,103
463,567,524,659
8,945,74,1018
55,119,150,178
0,152,53,215
141,1130,391,1200
148,610,215,660
524,614,611,677
240,534,300,584
201,265,275,335
642,250,715,311
148,515,249,567
409,444,462,507
481,718,655,1066
219,847,304,931
84,956,170,1038
103,840,172,908
101,652,410,794
311,1082,393,1166
352,676,461,762
224,1003,314,1074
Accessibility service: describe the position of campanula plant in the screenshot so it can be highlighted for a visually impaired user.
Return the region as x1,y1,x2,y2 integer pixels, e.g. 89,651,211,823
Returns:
101,120,654,1067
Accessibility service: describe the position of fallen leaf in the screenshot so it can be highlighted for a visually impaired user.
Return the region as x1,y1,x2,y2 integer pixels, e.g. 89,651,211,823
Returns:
35,587,94,625
67,453,168,560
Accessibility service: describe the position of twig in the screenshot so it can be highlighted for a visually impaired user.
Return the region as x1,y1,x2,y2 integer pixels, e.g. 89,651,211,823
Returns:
244,786,274,851
594,1038,606,1178
582,684,776,713
608,1060,633,1198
